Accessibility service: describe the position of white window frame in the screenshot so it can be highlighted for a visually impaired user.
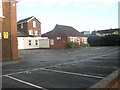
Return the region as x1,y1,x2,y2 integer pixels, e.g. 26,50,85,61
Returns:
50,39,54,45
33,21,36,28
29,30,33,35
70,37,77,42
34,30,38,36
57,37,61,40
83,38,87,44
0,0,3,17
21,24,23,28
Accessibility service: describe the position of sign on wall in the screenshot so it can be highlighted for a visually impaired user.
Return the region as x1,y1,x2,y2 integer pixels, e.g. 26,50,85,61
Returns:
3,32,8,39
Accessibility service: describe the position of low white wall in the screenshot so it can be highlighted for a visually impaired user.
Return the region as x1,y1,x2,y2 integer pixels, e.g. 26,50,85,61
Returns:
18,37,25,49
18,37,50,49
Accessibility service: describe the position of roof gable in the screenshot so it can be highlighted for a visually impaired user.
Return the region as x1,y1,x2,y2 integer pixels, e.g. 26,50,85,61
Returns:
17,16,41,24
43,24,84,37
17,16,33,24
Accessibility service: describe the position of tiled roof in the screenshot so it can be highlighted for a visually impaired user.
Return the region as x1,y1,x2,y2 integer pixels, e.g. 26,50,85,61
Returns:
91,28,120,35
97,29,119,34
43,24,85,37
17,16,34,24
18,30,27,37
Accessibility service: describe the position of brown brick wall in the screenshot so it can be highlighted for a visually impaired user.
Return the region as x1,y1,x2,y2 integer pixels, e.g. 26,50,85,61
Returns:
17,18,41,37
17,22,28,35
28,18,41,37
2,1,18,61
50,37,67,49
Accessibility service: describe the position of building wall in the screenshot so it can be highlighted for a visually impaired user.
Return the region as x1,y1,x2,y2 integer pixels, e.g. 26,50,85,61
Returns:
17,22,28,35
2,1,18,61
18,18,41,37
18,37,50,49
28,18,41,37
49,37,67,49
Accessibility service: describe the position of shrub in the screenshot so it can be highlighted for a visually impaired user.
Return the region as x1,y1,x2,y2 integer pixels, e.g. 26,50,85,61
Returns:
67,42,76,48
88,34,120,46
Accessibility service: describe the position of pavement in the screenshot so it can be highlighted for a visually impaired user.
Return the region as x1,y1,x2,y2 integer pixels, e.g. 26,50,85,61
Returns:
1,47,119,89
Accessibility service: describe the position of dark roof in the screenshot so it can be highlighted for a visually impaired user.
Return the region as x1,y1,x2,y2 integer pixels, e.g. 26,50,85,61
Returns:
97,28,119,34
91,28,120,35
18,30,27,37
43,24,85,37
17,16,34,24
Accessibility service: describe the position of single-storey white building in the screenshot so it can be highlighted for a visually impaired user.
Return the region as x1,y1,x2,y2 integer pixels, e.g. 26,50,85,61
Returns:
18,37,50,49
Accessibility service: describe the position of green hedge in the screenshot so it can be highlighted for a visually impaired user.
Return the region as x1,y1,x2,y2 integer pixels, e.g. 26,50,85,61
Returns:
88,34,120,46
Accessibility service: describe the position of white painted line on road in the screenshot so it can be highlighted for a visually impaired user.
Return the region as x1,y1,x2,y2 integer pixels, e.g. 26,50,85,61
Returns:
5,75,47,90
40,68,104,79
1,51,118,78
45,51,118,69
70,64,117,69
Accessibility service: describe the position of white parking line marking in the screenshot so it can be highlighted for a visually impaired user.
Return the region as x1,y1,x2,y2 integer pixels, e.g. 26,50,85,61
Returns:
5,75,47,90
40,68,104,79
1,51,118,78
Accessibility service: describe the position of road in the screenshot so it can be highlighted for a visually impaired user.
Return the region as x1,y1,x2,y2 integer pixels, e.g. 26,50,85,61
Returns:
2,47,119,89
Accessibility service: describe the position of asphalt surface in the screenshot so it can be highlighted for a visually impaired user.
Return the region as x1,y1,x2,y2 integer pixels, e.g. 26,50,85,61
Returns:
2,47,119,89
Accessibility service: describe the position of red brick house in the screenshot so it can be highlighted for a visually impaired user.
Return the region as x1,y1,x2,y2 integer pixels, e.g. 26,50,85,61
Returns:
17,16,41,37
43,24,88,49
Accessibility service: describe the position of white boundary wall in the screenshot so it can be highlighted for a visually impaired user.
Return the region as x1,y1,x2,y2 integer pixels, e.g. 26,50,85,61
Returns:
18,37,50,49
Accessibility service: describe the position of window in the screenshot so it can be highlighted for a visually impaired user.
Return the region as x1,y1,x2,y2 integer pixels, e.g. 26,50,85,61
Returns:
33,21,36,28
0,0,2,17
57,37,61,40
29,40,31,45
21,24,23,28
34,30,38,36
29,30,33,35
50,39,54,45
83,38,87,44
70,38,75,42
70,37,77,42
35,40,38,45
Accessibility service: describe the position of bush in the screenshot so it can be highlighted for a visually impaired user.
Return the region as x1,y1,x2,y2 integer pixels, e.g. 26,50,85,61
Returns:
67,42,76,48
88,34,120,46
67,42,80,48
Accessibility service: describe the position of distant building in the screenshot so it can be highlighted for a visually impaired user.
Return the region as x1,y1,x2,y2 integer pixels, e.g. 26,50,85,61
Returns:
17,16,50,49
17,16,41,37
42,24,88,49
81,31,91,36
91,28,120,36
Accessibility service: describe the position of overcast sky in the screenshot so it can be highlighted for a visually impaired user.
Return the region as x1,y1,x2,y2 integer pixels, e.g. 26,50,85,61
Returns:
17,0,119,34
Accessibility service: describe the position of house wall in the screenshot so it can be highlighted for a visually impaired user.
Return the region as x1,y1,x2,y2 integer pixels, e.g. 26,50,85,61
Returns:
2,1,18,61
49,37,67,49
17,18,41,37
45,36,88,49
18,37,24,49
28,18,41,37
17,22,28,35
